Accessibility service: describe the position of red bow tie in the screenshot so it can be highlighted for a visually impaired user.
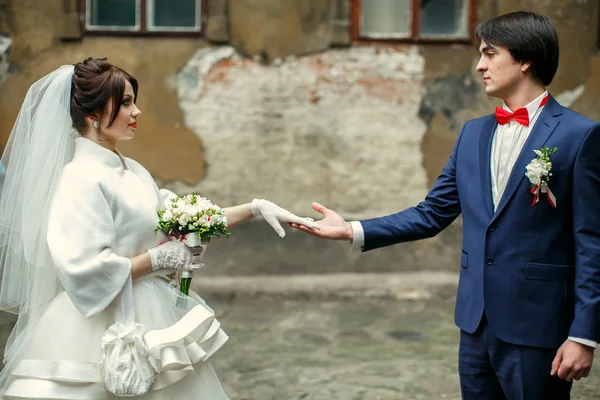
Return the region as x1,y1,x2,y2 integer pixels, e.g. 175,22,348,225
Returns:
495,95,549,127
495,106,530,126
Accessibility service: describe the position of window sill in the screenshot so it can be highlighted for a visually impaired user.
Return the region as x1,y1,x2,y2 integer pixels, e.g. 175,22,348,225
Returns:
82,30,204,38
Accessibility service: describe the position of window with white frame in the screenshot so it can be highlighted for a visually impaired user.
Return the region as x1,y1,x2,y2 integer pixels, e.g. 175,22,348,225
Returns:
85,0,202,34
353,0,475,42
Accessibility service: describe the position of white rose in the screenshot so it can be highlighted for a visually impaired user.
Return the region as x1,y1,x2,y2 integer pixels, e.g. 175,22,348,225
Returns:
211,214,225,227
182,205,194,216
526,172,541,185
178,214,190,226
175,200,186,210
161,210,173,222
525,160,545,185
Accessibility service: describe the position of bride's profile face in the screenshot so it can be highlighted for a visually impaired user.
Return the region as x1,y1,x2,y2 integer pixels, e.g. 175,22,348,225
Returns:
97,80,141,144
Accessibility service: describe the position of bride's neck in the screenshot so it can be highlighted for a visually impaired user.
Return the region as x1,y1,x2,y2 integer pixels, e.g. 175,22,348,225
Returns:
81,132,117,152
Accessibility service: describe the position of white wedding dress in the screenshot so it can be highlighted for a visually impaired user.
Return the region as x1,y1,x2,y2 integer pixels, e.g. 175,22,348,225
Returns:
0,137,230,399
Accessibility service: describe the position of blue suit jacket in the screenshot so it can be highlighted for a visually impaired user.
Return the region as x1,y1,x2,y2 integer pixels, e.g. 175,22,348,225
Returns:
360,96,600,348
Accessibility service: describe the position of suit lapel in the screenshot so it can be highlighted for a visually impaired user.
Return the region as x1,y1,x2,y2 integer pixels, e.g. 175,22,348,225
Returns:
479,115,497,218
491,96,562,223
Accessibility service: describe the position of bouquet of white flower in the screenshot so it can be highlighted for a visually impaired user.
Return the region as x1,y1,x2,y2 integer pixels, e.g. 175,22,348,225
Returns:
155,193,230,307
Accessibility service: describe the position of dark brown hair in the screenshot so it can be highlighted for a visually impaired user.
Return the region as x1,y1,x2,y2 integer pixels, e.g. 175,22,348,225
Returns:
70,57,139,133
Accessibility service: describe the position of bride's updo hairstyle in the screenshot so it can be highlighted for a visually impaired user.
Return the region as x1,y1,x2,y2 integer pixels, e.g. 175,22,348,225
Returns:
70,57,139,134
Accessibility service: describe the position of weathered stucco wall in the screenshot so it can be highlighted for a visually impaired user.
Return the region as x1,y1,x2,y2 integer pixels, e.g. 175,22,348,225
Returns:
229,0,335,60
0,0,598,275
0,35,10,85
168,45,428,218
0,37,207,183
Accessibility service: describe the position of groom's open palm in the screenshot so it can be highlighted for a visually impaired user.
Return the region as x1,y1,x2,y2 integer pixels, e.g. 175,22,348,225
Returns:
288,202,353,241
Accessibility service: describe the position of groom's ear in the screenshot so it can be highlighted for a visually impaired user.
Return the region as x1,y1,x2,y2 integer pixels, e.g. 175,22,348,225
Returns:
520,61,532,73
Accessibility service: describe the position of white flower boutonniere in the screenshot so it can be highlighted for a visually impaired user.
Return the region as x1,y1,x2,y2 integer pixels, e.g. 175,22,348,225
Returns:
525,146,557,208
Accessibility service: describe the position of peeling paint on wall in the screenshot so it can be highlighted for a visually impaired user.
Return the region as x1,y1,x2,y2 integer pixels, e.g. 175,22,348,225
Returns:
419,72,479,126
0,34,8,190
0,35,12,85
174,46,428,218
555,84,585,107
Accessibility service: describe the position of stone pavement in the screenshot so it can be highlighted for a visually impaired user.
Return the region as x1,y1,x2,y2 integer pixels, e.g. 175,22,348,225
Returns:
0,273,599,399
201,275,600,400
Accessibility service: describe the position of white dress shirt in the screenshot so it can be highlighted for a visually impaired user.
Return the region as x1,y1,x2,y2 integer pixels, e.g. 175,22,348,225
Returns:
350,91,597,348
491,91,547,209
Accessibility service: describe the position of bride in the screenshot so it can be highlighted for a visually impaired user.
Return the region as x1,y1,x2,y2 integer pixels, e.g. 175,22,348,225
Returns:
0,58,318,399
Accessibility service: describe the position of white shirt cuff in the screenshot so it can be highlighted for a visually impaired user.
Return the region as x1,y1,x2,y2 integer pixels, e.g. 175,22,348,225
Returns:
349,221,365,252
568,336,598,349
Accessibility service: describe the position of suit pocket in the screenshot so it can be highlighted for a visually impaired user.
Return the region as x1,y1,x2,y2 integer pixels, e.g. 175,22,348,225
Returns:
525,262,572,281
461,251,468,269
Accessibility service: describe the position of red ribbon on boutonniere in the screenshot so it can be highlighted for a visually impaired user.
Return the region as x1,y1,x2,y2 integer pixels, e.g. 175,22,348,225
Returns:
529,183,557,208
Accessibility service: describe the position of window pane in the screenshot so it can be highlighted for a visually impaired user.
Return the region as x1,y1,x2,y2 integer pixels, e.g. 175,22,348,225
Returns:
150,0,198,30
88,0,137,28
420,0,469,38
361,0,412,38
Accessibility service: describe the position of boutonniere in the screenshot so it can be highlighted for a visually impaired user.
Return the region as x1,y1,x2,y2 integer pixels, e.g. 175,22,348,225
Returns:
525,147,557,208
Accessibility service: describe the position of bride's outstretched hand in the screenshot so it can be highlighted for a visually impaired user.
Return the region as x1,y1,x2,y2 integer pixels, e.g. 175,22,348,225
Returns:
251,198,320,238
288,202,353,241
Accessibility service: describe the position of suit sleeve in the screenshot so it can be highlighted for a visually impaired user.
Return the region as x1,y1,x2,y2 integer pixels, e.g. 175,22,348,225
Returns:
569,122,600,342
359,124,466,252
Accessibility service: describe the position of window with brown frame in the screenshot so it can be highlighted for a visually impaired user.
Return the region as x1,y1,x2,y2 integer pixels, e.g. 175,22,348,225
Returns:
82,0,205,35
352,0,477,43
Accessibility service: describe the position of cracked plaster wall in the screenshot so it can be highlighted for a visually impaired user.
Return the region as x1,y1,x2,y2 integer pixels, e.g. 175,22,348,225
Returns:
0,0,598,275
0,35,11,86
170,46,428,220
0,34,10,192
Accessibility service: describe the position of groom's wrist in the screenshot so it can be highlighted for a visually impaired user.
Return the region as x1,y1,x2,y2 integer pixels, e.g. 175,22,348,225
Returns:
344,222,353,241
348,221,365,251
568,336,598,349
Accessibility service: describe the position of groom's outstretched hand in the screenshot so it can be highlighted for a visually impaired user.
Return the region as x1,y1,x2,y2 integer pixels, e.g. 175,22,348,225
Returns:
288,202,353,241
551,340,594,382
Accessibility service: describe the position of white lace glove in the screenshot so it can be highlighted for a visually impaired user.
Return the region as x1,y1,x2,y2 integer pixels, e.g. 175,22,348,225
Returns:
148,241,198,272
250,198,320,238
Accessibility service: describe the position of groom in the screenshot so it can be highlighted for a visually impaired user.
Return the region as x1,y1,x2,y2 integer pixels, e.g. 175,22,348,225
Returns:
292,11,600,399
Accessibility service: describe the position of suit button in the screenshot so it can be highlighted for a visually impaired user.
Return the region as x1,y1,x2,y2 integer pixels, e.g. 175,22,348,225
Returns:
486,258,494,265
490,227,496,232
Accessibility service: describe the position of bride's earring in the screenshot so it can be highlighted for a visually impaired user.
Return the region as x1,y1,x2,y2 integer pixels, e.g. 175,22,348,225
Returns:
93,121,99,129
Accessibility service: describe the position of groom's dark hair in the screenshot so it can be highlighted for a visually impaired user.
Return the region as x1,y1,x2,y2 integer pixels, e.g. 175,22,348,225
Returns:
475,11,559,87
